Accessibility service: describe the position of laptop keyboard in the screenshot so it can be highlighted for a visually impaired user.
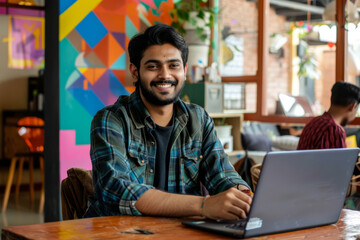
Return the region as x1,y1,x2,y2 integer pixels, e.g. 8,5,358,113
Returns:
224,219,247,229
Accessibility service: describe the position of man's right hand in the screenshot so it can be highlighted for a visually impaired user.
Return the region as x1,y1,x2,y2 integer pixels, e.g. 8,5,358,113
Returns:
201,187,253,220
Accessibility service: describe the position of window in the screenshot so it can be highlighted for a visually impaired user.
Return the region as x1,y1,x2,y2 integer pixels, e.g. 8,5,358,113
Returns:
219,0,258,77
264,1,338,117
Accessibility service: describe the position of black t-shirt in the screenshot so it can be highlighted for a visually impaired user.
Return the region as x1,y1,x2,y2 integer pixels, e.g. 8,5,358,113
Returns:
152,119,174,191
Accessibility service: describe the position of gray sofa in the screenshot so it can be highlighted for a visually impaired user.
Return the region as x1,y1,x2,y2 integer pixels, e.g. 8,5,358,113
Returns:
241,121,300,151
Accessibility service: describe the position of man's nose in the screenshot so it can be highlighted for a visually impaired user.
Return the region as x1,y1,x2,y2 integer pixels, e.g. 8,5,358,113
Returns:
158,66,171,79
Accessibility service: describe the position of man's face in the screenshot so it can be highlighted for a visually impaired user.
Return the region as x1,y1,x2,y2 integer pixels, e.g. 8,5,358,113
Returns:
132,43,187,106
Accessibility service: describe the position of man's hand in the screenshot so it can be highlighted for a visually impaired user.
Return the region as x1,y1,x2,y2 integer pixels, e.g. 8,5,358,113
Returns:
201,187,253,220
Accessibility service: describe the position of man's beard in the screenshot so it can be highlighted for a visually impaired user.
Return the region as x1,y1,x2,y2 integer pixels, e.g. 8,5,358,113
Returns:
138,76,184,106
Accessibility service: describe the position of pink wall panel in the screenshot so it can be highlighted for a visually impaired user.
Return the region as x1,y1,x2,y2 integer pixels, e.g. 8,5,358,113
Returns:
60,130,91,181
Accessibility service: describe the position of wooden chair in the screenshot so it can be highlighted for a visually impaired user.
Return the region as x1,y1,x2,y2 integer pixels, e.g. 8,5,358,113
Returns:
61,168,94,220
250,163,262,191
1,117,44,213
347,159,360,197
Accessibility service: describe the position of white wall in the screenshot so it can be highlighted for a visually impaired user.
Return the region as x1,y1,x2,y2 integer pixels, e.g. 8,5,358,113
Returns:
0,15,39,158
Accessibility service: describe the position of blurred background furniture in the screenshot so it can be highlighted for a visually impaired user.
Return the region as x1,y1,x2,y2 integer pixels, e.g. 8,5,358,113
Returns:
1,116,44,213
241,121,301,152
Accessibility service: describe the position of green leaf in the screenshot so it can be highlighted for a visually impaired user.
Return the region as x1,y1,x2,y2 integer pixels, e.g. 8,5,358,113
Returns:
171,21,178,28
209,13,214,22
196,27,203,36
234,46,242,52
197,10,205,20
200,33,208,42
190,17,197,26
177,10,189,21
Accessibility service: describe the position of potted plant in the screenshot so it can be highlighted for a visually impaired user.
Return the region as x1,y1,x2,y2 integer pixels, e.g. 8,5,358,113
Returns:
213,118,233,152
170,0,215,81
214,118,232,138
170,0,215,43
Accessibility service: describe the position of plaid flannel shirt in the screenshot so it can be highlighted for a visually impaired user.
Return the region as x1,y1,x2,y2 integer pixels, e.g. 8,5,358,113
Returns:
87,90,249,216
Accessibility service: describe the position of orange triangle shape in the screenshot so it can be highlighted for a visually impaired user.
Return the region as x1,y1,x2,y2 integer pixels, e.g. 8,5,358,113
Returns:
94,68,107,83
108,34,125,67
83,68,107,85
127,2,140,30
94,11,125,32
83,39,92,57
82,69,96,85
111,69,126,86
161,0,174,13
93,34,110,66
126,86,136,94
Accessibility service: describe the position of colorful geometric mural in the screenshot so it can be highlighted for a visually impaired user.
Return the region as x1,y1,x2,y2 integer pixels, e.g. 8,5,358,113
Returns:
59,0,174,180
8,15,45,69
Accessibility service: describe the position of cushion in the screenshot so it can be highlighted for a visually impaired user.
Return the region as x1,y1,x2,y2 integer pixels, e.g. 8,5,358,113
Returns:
272,135,299,151
241,133,273,152
242,121,281,137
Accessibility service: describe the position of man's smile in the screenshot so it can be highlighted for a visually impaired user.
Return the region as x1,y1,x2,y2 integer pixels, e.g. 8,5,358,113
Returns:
151,80,177,88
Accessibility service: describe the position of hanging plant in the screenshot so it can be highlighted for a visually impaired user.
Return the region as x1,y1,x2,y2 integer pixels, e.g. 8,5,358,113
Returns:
298,51,321,80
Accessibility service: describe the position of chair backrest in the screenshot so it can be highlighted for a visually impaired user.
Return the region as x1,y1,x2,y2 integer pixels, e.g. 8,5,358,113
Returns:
17,117,44,152
61,168,94,220
350,160,360,188
250,163,262,191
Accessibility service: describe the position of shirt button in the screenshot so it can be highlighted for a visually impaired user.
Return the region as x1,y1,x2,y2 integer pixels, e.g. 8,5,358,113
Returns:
141,160,145,164
194,157,198,161
200,155,203,159
151,141,155,145
150,169,153,173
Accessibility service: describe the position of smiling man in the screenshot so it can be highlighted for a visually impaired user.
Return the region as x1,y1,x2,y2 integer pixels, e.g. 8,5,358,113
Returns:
84,24,251,220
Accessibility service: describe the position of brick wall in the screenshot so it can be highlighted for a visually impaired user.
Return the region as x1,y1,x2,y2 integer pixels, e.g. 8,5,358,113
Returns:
220,0,290,114
266,9,291,115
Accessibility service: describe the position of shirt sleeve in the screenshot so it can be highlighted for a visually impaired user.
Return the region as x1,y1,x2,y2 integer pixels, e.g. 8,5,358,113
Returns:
199,111,250,194
90,109,155,216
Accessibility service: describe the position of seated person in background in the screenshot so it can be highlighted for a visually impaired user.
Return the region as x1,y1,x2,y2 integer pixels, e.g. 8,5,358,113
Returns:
84,24,252,220
297,82,360,150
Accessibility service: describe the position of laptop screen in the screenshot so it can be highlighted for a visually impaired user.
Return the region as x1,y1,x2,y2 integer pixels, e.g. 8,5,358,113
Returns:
245,148,358,238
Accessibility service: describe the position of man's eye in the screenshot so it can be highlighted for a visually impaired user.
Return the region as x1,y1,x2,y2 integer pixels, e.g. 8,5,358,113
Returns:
147,65,157,69
170,64,180,68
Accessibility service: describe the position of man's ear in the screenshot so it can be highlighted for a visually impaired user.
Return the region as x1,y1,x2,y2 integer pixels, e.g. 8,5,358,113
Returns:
348,103,357,111
129,63,139,80
184,64,188,77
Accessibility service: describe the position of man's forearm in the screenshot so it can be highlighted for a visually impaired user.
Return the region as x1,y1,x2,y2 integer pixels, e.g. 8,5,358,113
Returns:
135,189,204,217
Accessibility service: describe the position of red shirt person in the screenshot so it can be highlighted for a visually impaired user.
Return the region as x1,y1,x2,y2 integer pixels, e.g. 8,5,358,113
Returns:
297,82,360,150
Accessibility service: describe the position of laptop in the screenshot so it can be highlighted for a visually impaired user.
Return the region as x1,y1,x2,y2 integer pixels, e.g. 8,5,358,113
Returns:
182,148,359,238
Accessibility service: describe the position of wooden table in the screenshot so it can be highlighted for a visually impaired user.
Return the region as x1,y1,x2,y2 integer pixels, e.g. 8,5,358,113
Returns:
2,209,360,240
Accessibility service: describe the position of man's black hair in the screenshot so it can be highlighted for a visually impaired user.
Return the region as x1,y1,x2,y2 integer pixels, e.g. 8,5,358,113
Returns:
128,23,188,72
331,81,360,106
